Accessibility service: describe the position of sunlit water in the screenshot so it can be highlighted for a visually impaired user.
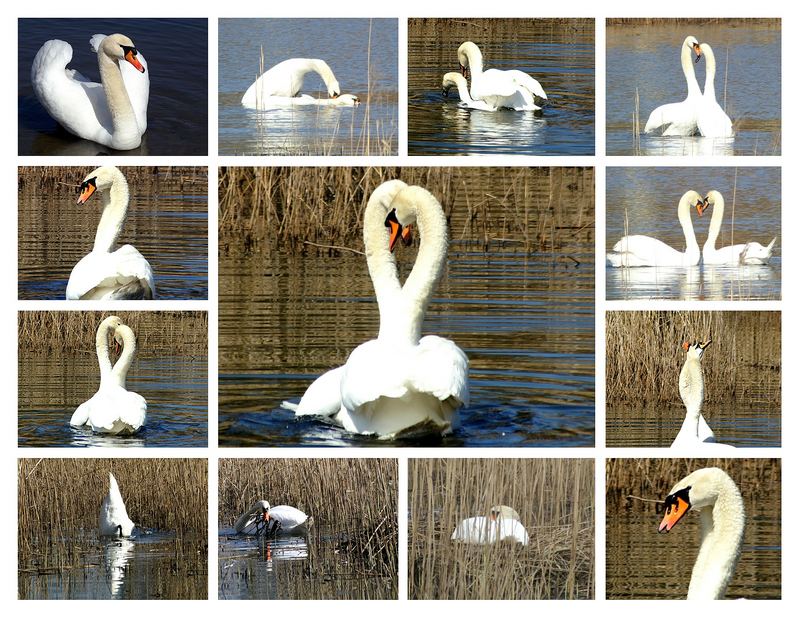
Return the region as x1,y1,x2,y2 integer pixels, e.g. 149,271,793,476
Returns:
606,23,781,156
218,18,398,155
218,526,396,600
18,169,209,300
18,19,208,155
19,531,207,600
606,167,781,301
408,21,594,155
19,354,208,448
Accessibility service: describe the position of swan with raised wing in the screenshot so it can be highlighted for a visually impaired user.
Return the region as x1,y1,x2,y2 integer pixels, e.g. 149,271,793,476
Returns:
696,43,734,138
100,472,136,537
451,505,529,545
32,33,148,150
457,41,546,112
235,500,311,535
699,191,776,265
644,36,703,136
441,72,495,110
659,467,745,599
606,190,703,267
241,58,359,109
66,166,155,300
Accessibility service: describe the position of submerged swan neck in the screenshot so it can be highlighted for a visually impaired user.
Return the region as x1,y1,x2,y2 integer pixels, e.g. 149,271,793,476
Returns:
681,38,701,98
704,192,725,251
92,170,129,253
98,48,140,149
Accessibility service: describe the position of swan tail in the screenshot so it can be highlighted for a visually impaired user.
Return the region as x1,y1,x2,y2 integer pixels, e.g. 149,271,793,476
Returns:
89,34,107,53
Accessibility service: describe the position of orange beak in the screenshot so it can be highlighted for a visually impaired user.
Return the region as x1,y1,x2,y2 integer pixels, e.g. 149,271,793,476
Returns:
693,43,702,63
682,341,690,352
696,200,706,216
77,179,97,205
659,492,691,532
124,48,145,73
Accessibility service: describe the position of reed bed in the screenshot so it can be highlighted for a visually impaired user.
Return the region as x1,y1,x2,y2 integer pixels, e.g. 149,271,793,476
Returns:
18,311,208,356
409,458,594,600
606,311,780,405
409,17,594,45
607,18,780,28
219,458,397,576
18,166,207,197
218,166,594,253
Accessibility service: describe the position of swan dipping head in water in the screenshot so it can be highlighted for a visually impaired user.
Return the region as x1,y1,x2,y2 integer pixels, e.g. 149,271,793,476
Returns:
100,472,135,537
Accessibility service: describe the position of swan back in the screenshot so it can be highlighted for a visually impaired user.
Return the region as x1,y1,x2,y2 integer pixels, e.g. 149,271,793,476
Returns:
451,504,529,545
100,472,135,537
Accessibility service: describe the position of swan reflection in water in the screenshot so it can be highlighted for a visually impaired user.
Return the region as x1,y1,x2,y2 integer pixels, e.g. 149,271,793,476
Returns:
258,535,310,571
439,103,547,152
103,536,135,599
637,135,734,157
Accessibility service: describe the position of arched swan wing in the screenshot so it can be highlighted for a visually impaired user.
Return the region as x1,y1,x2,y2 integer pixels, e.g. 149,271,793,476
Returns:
270,505,309,529
66,245,155,300
285,365,345,417
411,335,470,406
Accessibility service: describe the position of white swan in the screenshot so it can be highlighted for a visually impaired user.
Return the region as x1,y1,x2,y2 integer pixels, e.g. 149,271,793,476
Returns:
451,505,529,545
457,41,546,111
70,320,147,434
696,43,734,138
606,190,703,267
241,58,359,109
441,72,495,110
66,166,156,300
658,467,745,599
31,33,148,150
671,340,734,450
100,472,135,537
234,500,311,535
700,191,776,265
643,36,702,136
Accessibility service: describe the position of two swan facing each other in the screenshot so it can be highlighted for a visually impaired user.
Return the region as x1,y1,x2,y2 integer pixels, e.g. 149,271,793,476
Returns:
70,315,147,435
451,505,530,545
242,58,360,110
281,180,469,439
32,33,148,150
234,500,311,536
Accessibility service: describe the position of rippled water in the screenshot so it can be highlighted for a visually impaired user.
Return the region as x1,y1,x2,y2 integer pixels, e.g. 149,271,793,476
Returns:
408,19,594,155
606,167,781,301
19,354,208,448
606,22,781,156
218,18,398,155
18,18,208,155
18,168,209,301
19,532,207,600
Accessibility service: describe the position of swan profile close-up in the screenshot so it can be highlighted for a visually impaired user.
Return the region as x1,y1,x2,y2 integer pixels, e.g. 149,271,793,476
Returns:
699,190,776,265
451,505,530,545
696,43,734,138
100,472,136,537
241,58,359,109
234,500,311,535
606,190,703,267
31,33,148,150
659,467,745,599
66,166,156,300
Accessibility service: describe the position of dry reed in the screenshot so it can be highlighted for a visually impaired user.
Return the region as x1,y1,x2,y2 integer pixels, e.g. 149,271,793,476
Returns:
409,17,594,44
607,18,780,28
606,311,780,404
18,166,207,196
409,458,594,600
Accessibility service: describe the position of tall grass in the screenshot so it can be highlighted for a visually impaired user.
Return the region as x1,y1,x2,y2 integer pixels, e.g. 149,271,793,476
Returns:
606,311,780,404
409,458,594,600
18,166,207,196
607,18,780,28
408,17,594,45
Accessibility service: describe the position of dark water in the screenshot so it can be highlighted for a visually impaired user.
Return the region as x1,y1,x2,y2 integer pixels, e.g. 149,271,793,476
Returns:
606,167,781,301
18,18,208,155
18,168,209,300
606,23,781,156
218,525,396,600
219,248,595,448
19,355,208,448
19,531,207,600
408,20,595,155
218,18,398,155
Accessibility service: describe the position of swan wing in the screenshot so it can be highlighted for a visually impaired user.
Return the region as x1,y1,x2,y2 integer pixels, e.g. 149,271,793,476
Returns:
66,245,155,300
340,340,407,413
451,516,487,543
643,101,698,136
285,365,345,417
500,519,529,544
242,59,309,107
70,398,92,426
740,238,776,264
607,235,695,267
502,69,547,99
270,505,309,530
85,386,146,434
411,335,470,406
697,98,733,138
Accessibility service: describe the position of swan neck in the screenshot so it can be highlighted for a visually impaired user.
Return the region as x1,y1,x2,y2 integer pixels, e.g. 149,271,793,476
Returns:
96,323,114,381
98,49,140,146
704,48,717,98
704,196,725,251
363,201,403,341
456,76,472,103
678,195,700,254
681,43,701,97
308,59,337,91
93,173,129,253
111,330,137,387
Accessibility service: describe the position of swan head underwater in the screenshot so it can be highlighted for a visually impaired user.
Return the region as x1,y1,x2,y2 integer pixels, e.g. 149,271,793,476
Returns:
100,34,146,74
682,339,712,360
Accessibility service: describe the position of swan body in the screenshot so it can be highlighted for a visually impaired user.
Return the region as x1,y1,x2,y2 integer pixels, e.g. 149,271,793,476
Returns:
32,33,148,150
70,320,147,434
100,472,135,537
606,190,703,267
700,191,776,265
66,166,155,300
644,36,702,136
696,43,734,138
659,467,745,599
234,500,311,535
241,58,358,109
441,72,495,110
457,41,545,112
451,505,529,545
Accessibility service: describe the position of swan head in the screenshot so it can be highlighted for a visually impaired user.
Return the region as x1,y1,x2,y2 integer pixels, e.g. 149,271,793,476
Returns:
112,324,136,354
457,41,480,78
384,208,413,252
77,166,122,204
254,500,271,520
333,93,360,106
683,35,702,64
678,190,704,218
699,190,723,216
682,339,712,360
489,505,522,522
327,77,342,99
658,467,735,533
441,72,462,97
698,42,715,65
100,34,145,73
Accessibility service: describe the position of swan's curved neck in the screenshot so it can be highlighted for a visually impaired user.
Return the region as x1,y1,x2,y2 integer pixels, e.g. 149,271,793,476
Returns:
305,59,337,92
678,194,700,255
687,477,745,599
452,75,473,102
704,195,725,251
678,355,704,436
681,43,701,98
93,170,130,253
704,47,717,99
98,50,140,147
363,199,403,340
111,329,137,388
464,47,483,78
96,322,115,381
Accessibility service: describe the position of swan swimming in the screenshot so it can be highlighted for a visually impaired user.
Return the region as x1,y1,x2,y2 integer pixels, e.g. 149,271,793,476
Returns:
457,41,546,111
699,190,776,265
696,43,734,138
643,36,702,136
451,505,529,545
31,33,148,150
659,467,745,599
241,58,359,109
234,500,311,535
282,181,469,438
606,190,703,267
66,166,156,300
100,472,136,537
